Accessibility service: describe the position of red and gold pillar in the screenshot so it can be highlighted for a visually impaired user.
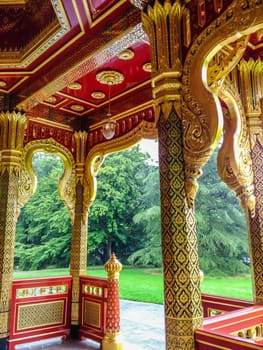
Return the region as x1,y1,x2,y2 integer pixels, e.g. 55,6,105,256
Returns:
238,59,263,304
138,1,203,349
102,253,123,350
0,111,27,348
70,131,89,335
158,108,203,350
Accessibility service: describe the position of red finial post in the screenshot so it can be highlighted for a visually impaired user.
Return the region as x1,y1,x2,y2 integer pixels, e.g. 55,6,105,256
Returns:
102,253,123,350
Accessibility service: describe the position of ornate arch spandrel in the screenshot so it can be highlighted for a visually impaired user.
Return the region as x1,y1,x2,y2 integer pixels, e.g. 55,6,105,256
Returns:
84,120,157,214
239,58,263,149
182,0,263,207
206,35,256,216
18,138,76,220
217,78,255,216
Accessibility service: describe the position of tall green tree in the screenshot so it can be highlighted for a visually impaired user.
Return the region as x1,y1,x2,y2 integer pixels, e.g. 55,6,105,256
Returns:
127,168,162,267
15,153,71,270
88,145,151,264
195,150,249,275
128,145,250,276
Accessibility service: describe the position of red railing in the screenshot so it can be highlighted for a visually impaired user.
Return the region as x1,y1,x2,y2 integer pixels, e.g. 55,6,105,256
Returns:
8,275,262,350
79,276,108,344
196,305,263,349
8,276,72,350
202,293,253,317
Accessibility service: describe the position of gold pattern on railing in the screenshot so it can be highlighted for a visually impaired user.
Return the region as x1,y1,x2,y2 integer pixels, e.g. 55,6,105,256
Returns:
17,301,64,330
82,285,103,297
84,301,101,328
16,284,67,298
232,324,263,341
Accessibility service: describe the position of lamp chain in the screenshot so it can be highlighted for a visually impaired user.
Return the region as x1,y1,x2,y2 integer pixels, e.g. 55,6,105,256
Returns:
107,82,112,117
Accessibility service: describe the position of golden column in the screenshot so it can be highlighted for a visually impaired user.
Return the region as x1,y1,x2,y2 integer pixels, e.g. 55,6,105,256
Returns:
69,131,89,335
136,1,203,349
238,58,263,304
102,253,123,350
0,111,27,347
158,107,203,349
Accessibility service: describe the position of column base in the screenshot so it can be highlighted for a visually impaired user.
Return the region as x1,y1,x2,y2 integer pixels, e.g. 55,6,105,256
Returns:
102,332,123,350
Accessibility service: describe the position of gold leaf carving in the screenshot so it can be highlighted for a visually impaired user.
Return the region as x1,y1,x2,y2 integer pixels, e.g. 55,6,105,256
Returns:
239,58,263,150
18,138,76,220
142,0,181,73
0,111,27,176
217,80,255,217
182,0,263,207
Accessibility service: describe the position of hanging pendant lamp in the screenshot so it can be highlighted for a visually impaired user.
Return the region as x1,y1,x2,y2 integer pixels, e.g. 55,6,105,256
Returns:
96,70,124,140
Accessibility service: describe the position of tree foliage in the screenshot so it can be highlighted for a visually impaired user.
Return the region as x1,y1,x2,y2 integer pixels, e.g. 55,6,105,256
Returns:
88,146,152,264
14,143,250,276
15,153,71,270
128,146,250,276
127,168,162,267
195,150,249,276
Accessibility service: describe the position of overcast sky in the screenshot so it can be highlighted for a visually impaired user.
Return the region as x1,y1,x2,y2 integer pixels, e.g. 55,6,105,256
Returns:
139,139,159,165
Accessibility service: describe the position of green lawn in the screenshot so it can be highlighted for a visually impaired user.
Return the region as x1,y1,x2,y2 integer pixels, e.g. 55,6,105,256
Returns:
13,267,253,304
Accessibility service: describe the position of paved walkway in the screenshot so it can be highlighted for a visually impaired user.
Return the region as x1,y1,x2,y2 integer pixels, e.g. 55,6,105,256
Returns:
120,300,165,350
18,300,165,350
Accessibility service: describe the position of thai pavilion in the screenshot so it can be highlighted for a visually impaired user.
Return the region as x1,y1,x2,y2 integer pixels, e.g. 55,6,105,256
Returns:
0,0,263,349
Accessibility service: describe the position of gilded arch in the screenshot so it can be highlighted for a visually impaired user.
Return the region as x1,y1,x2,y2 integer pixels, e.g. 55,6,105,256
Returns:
182,0,263,211
18,138,76,220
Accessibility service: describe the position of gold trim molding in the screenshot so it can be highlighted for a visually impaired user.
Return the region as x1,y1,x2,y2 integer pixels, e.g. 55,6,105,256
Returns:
0,0,70,69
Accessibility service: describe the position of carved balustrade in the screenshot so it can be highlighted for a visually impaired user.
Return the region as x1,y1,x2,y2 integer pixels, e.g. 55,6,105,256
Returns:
79,276,108,344
8,276,72,350
202,293,253,318
196,306,263,350
7,275,263,350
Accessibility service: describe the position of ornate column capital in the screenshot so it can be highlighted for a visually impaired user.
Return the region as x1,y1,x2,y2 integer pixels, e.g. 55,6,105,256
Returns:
0,111,27,175
74,130,88,183
141,0,184,125
238,58,263,150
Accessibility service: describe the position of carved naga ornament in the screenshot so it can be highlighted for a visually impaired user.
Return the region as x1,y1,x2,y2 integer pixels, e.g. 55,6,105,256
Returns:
18,138,76,220
181,0,263,212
